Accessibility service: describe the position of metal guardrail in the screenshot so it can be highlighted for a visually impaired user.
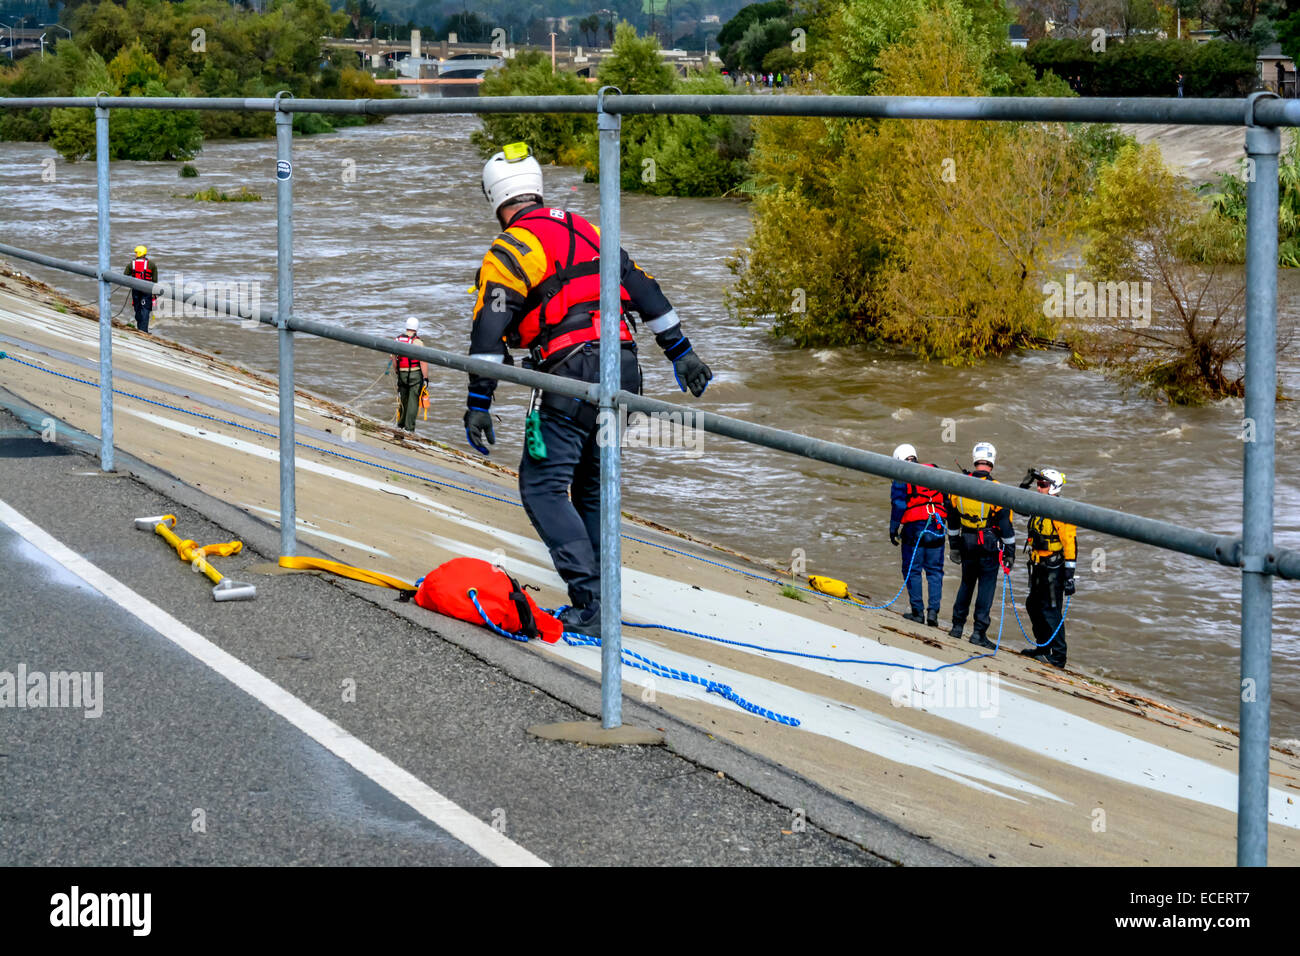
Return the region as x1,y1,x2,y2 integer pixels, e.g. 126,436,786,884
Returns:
0,90,1290,865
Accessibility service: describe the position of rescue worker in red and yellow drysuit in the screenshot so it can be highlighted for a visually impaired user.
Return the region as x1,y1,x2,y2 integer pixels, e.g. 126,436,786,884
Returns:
124,245,157,333
462,143,713,638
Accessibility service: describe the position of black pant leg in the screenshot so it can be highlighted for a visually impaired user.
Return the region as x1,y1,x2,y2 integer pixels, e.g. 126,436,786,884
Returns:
519,409,601,607
971,554,1000,637
952,552,979,628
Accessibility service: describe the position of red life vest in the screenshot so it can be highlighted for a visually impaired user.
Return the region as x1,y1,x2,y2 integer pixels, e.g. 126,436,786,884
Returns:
414,557,561,644
900,464,947,525
508,207,633,359
130,257,152,280
394,332,422,372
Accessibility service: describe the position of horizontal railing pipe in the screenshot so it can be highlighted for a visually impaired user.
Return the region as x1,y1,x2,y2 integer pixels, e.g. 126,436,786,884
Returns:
0,241,598,404
617,390,1269,576
4,93,1300,127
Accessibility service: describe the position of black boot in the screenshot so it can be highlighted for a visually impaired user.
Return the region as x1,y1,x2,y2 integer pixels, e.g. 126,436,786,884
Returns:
926,611,939,627
1020,646,1047,658
948,624,964,639
558,602,602,639
969,632,996,650
903,608,924,623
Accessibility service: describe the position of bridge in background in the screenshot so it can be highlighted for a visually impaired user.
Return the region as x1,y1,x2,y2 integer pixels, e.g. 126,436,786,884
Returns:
323,33,716,78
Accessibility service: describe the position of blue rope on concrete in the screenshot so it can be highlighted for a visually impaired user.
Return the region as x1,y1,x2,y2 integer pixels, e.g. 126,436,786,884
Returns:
0,351,519,505
465,590,799,726
1002,569,1071,648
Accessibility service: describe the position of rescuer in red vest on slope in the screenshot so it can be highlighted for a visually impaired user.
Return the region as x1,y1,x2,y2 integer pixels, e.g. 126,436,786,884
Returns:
888,443,947,627
123,245,157,333
462,142,713,638
388,317,429,432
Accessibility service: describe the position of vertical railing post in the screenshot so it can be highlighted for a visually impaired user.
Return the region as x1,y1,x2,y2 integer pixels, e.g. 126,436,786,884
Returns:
1239,106,1280,867
596,88,623,730
94,101,113,472
275,95,296,558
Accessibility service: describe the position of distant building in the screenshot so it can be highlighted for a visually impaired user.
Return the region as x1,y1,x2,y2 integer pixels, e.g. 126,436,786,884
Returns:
1008,24,1027,49
1258,43,1296,98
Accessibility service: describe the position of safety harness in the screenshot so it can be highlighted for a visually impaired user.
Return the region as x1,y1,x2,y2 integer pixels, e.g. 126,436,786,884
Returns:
394,332,422,372
899,465,947,526
507,208,634,364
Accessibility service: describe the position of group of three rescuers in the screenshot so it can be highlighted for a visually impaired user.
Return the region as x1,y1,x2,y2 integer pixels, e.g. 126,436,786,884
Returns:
389,141,1075,657
889,441,1077,667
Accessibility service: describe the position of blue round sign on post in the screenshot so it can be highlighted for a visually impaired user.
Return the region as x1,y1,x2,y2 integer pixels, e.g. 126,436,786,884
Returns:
276,160,292,181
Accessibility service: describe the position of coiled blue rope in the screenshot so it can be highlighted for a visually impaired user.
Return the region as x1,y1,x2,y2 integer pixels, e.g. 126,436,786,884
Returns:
465,590,799,726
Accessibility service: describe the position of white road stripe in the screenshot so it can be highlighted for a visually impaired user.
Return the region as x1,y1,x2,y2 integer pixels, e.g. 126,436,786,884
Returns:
0,497,547,868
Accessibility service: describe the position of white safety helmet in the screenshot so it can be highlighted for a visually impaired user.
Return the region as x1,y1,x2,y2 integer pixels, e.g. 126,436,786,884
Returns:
405,316,419,333
972,441,996,467
482,142,544,217
892,443,917,461
1038,467,1065,496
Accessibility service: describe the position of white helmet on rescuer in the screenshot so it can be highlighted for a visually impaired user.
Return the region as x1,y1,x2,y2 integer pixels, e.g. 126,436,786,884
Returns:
893,443,917,461
482,142,544,217
972,441,996,467
1038,467,1065,496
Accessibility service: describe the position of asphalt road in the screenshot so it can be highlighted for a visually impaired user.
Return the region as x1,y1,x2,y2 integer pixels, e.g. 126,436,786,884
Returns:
0,407,890,866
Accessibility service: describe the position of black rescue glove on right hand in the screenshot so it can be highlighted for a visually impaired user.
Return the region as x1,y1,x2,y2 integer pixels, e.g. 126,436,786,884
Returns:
890,527,900,547
656,326,713,397
949,544,962,566
464,409,495,455
1064,572,1076,596
1019,468,1039,490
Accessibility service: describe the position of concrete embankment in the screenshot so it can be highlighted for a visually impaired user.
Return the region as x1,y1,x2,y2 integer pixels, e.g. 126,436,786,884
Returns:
3,262,1298,866
1119,123,1297,185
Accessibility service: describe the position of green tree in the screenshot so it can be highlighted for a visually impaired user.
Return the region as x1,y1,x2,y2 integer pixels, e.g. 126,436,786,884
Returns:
49,51,114,161
597,20,677,94
470,49,595,165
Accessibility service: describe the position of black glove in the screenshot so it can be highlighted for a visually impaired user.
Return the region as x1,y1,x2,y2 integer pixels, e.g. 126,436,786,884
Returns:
890,527,900,547
673,350,712,397
1064,572,1076,596
949,546,961,566
1019,468,1039,490
1002,547,1016,571
464,409,495,455
658,328,713,397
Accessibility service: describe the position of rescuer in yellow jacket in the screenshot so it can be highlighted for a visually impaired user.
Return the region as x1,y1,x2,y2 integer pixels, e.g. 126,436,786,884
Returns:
945,441,1015,649
1017,467,1076,668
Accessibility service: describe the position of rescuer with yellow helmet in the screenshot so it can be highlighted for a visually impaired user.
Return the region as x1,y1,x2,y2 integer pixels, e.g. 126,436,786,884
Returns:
124,244,157,333
1017,466,1076,668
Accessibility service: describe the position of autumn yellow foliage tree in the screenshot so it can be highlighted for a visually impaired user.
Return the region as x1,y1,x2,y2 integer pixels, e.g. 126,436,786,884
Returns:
729,0,1086,362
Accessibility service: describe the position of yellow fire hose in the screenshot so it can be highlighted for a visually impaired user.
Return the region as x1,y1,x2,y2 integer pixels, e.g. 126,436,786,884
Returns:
134,514,257,601
278,555,416,593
